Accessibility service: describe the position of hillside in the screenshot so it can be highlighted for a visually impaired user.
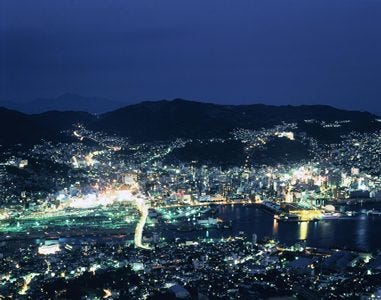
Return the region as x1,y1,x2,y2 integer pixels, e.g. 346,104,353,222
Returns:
0,99,379,146
0,108,53,146
92,99,379,142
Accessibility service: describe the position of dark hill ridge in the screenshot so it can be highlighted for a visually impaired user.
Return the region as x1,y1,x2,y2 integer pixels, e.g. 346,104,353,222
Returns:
31,111,96,130
0,107,53,146
0,108,95,146
92,99,238,141
0,99,379,146
0,93,124,114
92,99,378,141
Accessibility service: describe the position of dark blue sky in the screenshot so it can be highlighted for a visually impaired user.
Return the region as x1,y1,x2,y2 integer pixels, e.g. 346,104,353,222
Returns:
1,0,380,113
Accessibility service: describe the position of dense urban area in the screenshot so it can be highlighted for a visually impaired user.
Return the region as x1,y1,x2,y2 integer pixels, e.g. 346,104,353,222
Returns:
1,117,381,299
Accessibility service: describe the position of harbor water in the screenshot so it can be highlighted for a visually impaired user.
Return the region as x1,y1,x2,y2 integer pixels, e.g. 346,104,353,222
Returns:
164,203,381,252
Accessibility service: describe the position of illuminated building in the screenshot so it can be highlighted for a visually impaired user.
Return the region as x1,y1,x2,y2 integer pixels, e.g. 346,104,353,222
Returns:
38,244,61,255
18,159,28,169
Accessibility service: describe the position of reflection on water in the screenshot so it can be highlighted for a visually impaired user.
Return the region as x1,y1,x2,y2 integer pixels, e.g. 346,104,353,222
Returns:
356,215,368,250
272,218,278,235
202,204,381,252
299,221,308,240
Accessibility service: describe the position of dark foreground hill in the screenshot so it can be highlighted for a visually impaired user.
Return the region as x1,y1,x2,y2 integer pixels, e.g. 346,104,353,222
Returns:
0,99,380,146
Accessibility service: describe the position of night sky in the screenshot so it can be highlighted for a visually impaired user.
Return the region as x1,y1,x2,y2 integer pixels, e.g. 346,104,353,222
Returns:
1,0,380,113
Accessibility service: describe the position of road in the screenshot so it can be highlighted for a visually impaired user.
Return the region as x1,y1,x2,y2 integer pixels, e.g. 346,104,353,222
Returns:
134,196,151,250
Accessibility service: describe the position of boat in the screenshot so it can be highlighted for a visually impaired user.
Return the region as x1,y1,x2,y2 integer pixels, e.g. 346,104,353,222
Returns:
322,213,342,220
367,210,381,216
345,211,356,217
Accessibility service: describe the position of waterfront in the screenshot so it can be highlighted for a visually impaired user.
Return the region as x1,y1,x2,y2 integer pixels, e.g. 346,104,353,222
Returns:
165,203,381,252
3,202,381,253
3,202,381,298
